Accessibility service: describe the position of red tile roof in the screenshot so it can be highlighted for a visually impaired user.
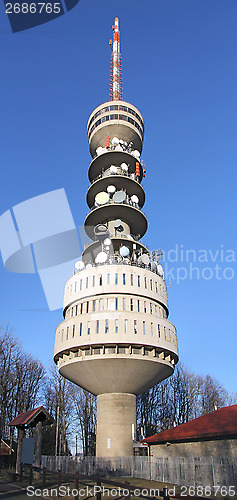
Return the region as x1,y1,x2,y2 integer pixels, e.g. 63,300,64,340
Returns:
142,405,237,444
8,406,54,427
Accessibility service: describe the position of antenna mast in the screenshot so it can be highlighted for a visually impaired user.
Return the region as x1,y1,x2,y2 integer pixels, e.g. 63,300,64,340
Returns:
109,17,122,100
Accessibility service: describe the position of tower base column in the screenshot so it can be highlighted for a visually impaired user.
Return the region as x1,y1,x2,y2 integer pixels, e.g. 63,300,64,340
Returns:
96,393,136,457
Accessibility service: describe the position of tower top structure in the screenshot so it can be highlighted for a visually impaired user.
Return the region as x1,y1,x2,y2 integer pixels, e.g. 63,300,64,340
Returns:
109,17,122,101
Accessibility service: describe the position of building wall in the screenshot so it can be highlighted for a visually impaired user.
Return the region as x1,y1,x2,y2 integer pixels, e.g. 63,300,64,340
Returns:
151,438,237,459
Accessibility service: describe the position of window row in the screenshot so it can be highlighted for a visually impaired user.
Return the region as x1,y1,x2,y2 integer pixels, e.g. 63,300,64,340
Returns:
66,297,167,319
87,104,144,132
59,321,176,343
67,273,166,296
88,113,144,140
57,346,175,365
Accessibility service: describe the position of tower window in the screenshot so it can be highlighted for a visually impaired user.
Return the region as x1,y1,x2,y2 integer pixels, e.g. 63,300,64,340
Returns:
123,298,126,311
164,326,167,340
92,275,95,287
131,274,133,286
75,305,78,316
72,325,75,338
130,299,133,311
100,299,103,311
96,320,99,334
75,282,77,292
115,298,118,311
155,283,158,293
71,308,73,317
99,274,102,286
123,273,126,285
115,273,118,285
66,327,69,340
137,276,140,287
86,301,89,313
134,320,137,334
150,303,152,314
80,279,82,290
144,301,147,313
105,319,109,334
150,279,153,290
87,322,90,335
92,300,96,312
125,319,128,333
80,303,83,314
61,329,64,342
107,298,111,310
151,323,153,335
144,277,147,289
137,300,140,312
143,321,146,335
115,319,118,333
79,323,82,336
157,325,161,338
107,273,110,284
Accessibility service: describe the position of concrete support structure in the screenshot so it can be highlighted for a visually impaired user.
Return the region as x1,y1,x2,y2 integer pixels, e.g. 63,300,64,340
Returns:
96,393,136,457
54,17,179,457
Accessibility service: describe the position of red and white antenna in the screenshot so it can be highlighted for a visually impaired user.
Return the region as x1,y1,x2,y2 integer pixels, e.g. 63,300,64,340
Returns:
109,17,122,101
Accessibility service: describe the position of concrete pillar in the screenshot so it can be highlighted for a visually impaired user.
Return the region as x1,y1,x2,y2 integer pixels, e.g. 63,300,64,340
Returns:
96,393,136,457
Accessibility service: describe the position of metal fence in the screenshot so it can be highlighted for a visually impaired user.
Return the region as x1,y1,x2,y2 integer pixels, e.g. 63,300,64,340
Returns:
41,455,237,488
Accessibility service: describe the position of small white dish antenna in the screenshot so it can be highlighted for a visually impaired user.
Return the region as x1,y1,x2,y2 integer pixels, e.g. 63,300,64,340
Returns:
75,260,84,270
150,261,157,272
95,251,108,264
133,150,141,158
113,219,122,228
121,163,128,171
120,246,130,258
96,146,103,155
112,137,119,145
131,194,139,204
110,165,118,174
115,145,123,151
103,238,112,246
107,185,116,194
157,264,164,277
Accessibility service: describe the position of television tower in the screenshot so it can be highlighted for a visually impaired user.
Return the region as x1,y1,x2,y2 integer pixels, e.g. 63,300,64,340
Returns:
54,17,178,457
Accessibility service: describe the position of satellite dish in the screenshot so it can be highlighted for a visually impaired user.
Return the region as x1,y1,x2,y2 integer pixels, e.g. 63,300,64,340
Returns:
150,261,157,272
115,145,123,151
104,238,112,246
137,256,143,265
141,254,150,266
107,185,116,194
113,219,122,228
120,246,130,258
112,137,119,146
94,224,109,240
113,191,126,203
95,251,108,264
110,165,118,174
95,192,109,205
96,146,103,155
75,260,84,270
121,163,128,172
132,150,141,158
131,195,139,204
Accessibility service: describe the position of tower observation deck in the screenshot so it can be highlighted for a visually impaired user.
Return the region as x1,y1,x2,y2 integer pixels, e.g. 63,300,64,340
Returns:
54,17,178,458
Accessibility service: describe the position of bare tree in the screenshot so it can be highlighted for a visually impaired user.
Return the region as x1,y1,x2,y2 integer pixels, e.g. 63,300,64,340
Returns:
72,388,96,456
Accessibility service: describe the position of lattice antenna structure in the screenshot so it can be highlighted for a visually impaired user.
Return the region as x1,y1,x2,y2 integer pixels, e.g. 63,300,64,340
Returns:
109,17,123,101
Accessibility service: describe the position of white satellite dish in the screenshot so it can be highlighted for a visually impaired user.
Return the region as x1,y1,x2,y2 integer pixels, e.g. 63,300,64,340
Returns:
150,261,157,272
104,238,112,246
133,150,141,158
121,163,128,171
131,195,139,204
96,146,103,155
113,191,126,203
95,192,109,205
107,185,116,194
110,165,118,174
120,246,130,258
112,137,120,146
75,260,84,270
141,254,150,266
113,219,122,228
95,252,108,264
115,145,123,151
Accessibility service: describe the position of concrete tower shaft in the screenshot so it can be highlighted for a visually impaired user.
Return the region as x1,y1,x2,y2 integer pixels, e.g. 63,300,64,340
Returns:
54,17,179,458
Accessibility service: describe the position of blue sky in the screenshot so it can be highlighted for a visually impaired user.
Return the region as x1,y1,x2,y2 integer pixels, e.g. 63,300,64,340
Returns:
0,0,236,394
